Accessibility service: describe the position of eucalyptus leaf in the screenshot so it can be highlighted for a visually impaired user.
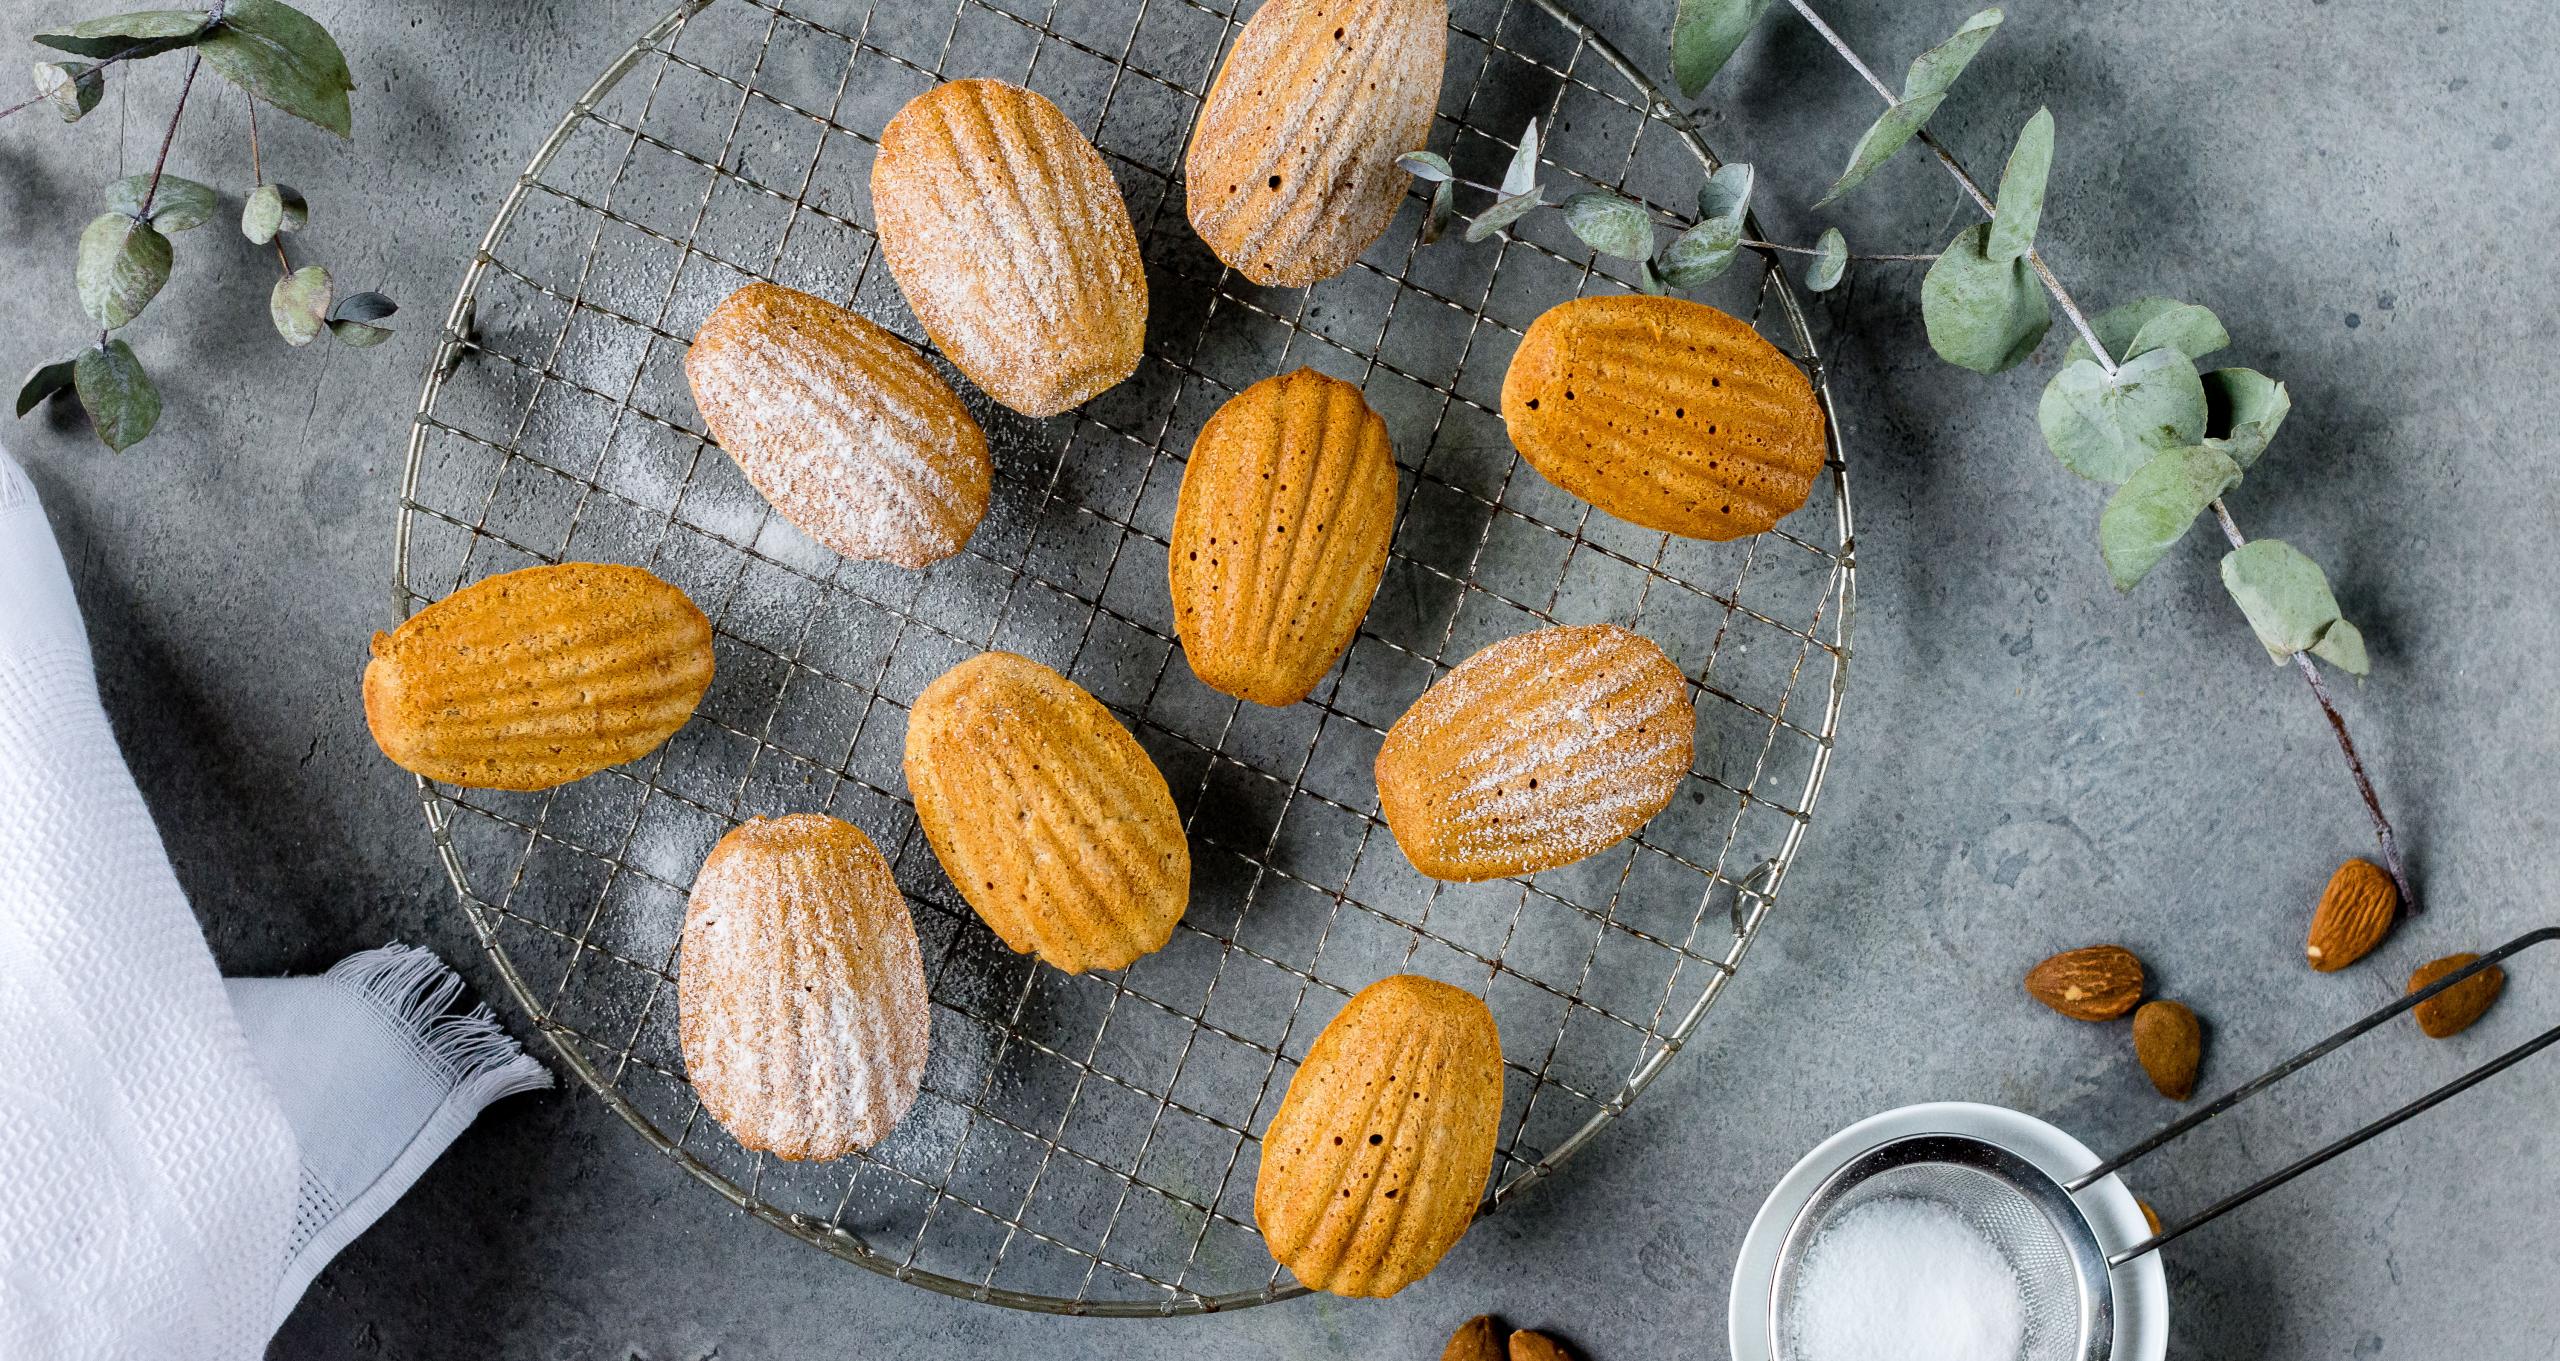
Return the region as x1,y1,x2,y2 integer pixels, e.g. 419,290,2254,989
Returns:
331,290,398,324
33,8,209,59
1920,222,2049,373
1465,190,1541,243
2220,539,2349,663
270,263,332,346
1656,214,1743,289
1903,7,2004,100
72,341,159,451
1637,259,1669,296
1697,162,1755,222
2098,445,2242,590
2310,618,2370,676
1502,119,1542,199
2064,296,2228,369
17,359,79,418
1987,106,2052,263
329,318,393,347
1420,179,1455,245
75,212,174,330
1817,94,1942,206
2200,367,2291,469
1560,191,1654,260
1806,228,1849,292
241,182,309,243
199,0,356,138
33,61,105,122
2037,346,2209,483
1396,150,1452,183
106,173,217,231
1671,0,1771,98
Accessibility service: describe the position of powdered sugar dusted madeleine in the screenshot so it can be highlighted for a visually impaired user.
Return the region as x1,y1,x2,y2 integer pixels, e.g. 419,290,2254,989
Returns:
1255,974,1501,1297
679,814,930,1161
1376,624,1692,881
871,79,1147,416
363,562,714,791
1171,368,1397,707
686,282,990,568
1502,294,1827,541
1186,0,1447,287
905,652,1189,974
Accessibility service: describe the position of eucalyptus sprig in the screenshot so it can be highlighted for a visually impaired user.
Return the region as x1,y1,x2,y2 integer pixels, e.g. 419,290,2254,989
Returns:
1396,124,1934,298
8,0,395,452
1658,0,2413,902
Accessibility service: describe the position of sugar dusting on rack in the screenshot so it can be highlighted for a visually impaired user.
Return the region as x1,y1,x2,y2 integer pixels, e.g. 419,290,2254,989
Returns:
1786,1196,2026,1361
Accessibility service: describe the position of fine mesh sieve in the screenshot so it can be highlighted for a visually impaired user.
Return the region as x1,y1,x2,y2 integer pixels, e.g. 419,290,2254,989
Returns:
1770,1135,2113,1361
1757,928,2560,1361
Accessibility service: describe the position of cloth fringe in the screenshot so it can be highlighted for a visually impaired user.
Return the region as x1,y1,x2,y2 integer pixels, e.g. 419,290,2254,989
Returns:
322,944,552,1105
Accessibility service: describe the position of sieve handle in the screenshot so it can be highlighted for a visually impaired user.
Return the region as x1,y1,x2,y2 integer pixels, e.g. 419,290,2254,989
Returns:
2073,925,2560,1268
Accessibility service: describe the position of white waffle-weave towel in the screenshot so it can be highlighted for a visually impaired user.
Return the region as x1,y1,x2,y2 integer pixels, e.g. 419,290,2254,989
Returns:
0,445,548,1358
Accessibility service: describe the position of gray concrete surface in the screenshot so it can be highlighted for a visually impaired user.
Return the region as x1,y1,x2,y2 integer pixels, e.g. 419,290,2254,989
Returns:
6,0,2558,1356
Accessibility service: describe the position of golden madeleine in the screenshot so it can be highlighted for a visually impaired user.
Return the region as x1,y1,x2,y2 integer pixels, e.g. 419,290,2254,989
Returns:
904,652,1188,973
679,814,930,1160
686,281,991,569
871,79,1148,416
1501,294,1828,540
1170,368,1398,707
1377,624,1692,881
363,562,714,790
1186,0,1447,287
1256,974,1502,1297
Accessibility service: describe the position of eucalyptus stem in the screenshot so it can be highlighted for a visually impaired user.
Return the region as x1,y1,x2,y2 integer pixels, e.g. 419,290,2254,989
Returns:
1784,0,2416,907
1441,174,1936,261
246,97,290,273
1776,0,2112,369
134,51,203,219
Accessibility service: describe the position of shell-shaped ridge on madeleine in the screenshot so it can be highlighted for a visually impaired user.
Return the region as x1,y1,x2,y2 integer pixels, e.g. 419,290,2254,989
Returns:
679,814,931,1161
362,562,715,791
1170,368,1399,707
872,78,1148,416
1500,294,1827,541
685,282,991,569
1186,0,1448,288
1255,974,1502,1297
904,652,1189,974
1375,623,1693,881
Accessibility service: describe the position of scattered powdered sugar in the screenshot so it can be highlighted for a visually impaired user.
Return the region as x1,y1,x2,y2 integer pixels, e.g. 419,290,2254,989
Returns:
1786,1196,2028,1361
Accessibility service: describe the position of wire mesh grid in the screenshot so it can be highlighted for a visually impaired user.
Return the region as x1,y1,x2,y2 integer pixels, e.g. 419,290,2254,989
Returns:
394,0,1854,1315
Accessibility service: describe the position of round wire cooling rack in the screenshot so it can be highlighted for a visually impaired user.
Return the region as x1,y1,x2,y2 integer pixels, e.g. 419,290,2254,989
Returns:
395,0,1856,1316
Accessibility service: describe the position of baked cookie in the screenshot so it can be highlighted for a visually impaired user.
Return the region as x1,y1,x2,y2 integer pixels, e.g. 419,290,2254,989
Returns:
1170,368,1398,707
1256,974,1502,1297
686,281,991,569
1501,294,1828,541
363,562,714,790
871,78,1148,416
1186,0,1447,287
679,814,930,1160
1376,624,1692,880
904,652,1188,973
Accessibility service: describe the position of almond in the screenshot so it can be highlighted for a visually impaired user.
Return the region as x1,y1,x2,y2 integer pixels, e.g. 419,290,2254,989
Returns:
2023,945,2145,1021
1442,1316,1503,1361
2306,857,2398,971
1509,1331,1572,1361
2409,952,2505,1038
2132,1000,2202,1100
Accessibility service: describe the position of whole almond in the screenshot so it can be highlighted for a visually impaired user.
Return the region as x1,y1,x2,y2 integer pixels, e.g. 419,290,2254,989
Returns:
2409,952,2505,1038
2133,1000,2202,1100
1509,1331,1572,1361
2306,858,2398,971
1443,1316,1503,1361
2025,945,2146,1020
